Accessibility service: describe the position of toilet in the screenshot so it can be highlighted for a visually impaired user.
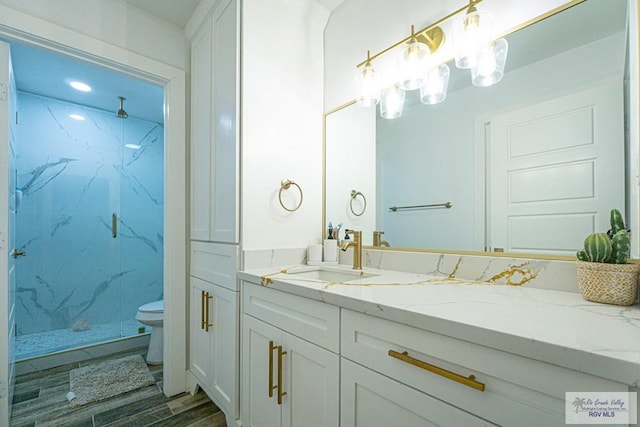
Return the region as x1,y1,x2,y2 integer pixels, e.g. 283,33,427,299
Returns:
135,300,163,364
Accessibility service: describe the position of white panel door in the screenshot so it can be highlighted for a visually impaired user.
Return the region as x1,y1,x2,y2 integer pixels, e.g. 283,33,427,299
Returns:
208,282,239,418
190,17,213,240
211,0,239,243
0,40,16,425
242,314,282,427
281,332,339,427
190,277,212,385
488,80,623,255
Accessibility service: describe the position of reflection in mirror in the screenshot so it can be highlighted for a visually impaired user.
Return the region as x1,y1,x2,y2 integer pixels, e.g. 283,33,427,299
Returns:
324,0,633,256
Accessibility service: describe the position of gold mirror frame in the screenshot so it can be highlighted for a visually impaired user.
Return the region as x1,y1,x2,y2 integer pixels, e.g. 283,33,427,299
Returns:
322,0,637,262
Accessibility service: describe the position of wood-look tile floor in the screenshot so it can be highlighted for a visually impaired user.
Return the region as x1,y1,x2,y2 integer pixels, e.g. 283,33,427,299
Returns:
10,348,227,427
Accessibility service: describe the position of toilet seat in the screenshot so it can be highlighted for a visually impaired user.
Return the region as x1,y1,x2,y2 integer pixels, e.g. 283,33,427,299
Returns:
136,300,163,323
138,300,163,313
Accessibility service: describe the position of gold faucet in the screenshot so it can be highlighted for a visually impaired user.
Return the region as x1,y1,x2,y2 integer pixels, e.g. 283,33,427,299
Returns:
340,230,362,270
373,231,390,247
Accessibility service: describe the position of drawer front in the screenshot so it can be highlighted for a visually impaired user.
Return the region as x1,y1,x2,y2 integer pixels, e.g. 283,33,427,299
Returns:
243,282,340,352
341,309,626,426
191,241,238,291
341,358,493,427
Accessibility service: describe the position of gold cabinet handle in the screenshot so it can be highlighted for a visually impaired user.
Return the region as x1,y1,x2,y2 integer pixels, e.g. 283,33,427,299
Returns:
268,340,278,398
388,349,485,392
200,290,206,330
204,292,213,332
277,345,287,404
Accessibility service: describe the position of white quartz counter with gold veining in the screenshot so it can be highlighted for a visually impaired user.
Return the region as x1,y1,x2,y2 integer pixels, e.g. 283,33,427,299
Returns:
238,264,640,388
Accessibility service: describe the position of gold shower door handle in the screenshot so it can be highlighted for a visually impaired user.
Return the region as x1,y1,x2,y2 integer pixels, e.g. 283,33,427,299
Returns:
11,249,25,258
388,349,485,391
112,213,117,238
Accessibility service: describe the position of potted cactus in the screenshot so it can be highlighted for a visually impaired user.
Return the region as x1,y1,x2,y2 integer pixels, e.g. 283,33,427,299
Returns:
576,209,639,305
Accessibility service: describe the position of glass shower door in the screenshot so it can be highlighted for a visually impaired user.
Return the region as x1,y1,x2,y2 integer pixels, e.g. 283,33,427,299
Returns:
118,117,164,338
15,94,125,359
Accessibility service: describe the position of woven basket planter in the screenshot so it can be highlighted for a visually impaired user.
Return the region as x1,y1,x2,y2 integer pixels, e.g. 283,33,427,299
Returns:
576,260,640,306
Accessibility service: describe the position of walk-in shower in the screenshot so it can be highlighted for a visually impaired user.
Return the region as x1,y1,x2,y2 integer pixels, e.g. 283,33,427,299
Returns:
14,87,164,360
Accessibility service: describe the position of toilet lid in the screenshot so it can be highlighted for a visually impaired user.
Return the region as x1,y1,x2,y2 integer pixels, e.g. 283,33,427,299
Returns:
139,300,163,313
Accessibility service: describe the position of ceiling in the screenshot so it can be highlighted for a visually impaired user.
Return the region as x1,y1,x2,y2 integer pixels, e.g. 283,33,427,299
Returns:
7,0,346,125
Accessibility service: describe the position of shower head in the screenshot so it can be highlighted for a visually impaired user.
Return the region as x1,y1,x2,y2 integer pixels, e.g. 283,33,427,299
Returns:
117,96,128,119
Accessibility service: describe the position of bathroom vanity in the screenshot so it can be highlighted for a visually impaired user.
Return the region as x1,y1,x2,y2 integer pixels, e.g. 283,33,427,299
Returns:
237,264,640,426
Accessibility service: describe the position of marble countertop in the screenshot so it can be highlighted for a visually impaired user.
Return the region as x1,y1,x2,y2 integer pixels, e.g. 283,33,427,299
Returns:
238,264,640,388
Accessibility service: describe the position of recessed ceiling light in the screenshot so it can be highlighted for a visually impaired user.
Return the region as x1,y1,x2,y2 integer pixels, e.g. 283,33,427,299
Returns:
125,144,141,150
69,81,92,92
69,114,85,121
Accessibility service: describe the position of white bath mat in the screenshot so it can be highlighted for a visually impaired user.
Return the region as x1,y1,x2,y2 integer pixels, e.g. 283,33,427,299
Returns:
68,354,156,408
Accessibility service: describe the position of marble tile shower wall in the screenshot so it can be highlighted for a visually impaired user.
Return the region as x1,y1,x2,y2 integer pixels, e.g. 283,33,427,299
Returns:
15,92,164,337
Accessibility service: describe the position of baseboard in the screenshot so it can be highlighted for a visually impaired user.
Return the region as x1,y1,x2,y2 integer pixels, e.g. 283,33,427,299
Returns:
15,334,150,376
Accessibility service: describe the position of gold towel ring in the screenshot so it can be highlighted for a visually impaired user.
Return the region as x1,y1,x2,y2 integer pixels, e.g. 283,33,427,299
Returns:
279,179,303,212
350,190,367,216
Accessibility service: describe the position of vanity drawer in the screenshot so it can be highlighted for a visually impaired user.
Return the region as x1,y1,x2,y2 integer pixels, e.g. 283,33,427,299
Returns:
242,282,340,352
341,309,626,426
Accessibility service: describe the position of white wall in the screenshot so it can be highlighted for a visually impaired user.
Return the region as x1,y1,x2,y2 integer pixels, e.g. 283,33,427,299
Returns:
325,0,572,110
241,0,330,250
0,0,189,70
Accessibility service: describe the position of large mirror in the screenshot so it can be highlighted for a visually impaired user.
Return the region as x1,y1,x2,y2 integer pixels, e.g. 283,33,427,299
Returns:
324,0,635,258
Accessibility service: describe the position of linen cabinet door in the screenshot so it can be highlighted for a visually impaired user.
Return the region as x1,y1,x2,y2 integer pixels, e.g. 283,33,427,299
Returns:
340,358,493,427
208,282,239,418
242,314,282,427
190,277,212,385
281,332,339,427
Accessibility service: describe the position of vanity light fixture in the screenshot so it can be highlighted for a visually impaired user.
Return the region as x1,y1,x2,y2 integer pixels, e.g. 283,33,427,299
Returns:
399,25,431,91
354,0,508,117
420,63,450,105
380,84,406,119
470,37,508,87
452,2,493,69
355,50,380,107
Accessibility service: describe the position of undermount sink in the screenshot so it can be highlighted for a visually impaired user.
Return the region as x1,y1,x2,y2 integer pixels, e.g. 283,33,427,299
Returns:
284,268,377,282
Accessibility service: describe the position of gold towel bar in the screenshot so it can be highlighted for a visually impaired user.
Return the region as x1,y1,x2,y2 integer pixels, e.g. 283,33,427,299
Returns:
388,349,485,392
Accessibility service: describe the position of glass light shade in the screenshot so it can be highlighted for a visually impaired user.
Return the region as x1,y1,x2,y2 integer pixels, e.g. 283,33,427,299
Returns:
380,85,406,119
419,63,450,105
453,9,493,69
471,38,509,87
355,63,380,107
399,40,430,91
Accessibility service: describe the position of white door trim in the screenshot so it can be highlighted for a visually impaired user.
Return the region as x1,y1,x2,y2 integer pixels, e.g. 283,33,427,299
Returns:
0,5,187,396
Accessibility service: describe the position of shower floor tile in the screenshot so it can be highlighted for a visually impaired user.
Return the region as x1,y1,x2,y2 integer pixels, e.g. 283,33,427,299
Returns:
16,319,144,360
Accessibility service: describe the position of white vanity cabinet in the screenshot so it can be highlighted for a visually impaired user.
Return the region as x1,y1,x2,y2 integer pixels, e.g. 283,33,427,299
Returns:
241,283,340,427
189,0,239,243
341,309,629,427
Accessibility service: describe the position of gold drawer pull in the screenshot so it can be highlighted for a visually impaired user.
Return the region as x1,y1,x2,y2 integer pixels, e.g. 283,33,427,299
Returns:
388,349,485,392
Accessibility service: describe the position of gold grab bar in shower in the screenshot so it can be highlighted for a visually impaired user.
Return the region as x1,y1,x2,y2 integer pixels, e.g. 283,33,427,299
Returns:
112,213,117,238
